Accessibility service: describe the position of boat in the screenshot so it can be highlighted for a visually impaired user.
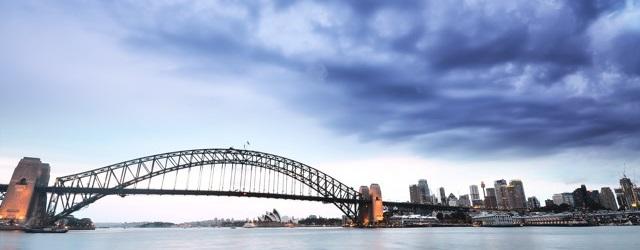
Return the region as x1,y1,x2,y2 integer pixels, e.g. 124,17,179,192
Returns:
242,222,256,228
24,226,69,233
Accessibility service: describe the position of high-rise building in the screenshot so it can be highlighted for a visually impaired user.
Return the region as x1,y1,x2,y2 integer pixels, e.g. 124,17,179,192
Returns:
447,193,458,207
470,185,480,200
418,179,431,204
620,175,639,210
484,187,498,209
409,185,421,203
458,194,471,207
544,199,554,207
508,180,527,209
439,187,446,205
494,179,508,209
552,194,563,205
553,193,575,207
573,184,601,210
527,196,540,210
615,188,626,209
600,187,618,211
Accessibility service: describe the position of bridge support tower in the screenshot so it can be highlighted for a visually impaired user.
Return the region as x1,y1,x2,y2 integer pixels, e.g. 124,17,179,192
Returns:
0,157,50,226
357,183,384,226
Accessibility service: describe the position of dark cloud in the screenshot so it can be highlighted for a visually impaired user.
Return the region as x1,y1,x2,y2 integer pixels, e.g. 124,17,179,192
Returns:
98,0,640,156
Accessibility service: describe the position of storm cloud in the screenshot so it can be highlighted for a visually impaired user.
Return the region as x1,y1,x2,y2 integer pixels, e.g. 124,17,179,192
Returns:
18,0,640,156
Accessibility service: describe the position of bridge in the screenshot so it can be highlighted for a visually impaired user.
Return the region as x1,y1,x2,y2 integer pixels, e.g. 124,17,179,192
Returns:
0,148,466,227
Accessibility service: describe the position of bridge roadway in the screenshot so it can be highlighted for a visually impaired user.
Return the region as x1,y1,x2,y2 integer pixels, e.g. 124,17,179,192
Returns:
0,184,467,212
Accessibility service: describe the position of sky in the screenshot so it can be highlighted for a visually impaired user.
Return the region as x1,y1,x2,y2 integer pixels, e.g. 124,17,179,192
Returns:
1,0,640,222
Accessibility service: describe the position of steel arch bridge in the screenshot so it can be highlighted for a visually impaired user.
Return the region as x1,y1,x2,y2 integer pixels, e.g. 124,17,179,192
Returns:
46,148,362,222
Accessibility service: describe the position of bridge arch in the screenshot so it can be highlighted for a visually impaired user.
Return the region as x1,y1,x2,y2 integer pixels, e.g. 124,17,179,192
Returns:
46,148,361,222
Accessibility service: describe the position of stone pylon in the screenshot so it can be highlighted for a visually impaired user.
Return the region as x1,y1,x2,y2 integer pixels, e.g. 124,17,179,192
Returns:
0,157,50,226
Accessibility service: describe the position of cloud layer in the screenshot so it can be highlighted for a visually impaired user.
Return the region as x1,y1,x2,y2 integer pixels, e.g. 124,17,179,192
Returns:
7,0,640,157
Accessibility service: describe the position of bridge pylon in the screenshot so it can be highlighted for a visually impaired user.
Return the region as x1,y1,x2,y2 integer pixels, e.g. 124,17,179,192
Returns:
357,183,384,226
0,157,51,227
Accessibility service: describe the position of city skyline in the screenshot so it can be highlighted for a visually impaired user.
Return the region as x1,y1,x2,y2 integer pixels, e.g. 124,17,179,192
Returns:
2,1,640,222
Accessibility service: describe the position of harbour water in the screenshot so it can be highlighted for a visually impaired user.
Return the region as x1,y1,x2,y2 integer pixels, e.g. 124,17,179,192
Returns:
1,226,639,250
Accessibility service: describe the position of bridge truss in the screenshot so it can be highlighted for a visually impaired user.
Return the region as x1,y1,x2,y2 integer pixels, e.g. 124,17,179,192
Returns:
46,148,361,222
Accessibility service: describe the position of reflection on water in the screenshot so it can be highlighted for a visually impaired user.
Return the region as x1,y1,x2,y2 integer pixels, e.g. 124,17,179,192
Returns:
1,227,639,250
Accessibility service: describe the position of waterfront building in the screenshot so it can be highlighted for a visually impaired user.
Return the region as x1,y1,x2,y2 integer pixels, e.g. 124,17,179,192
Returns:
388,214,439,226
439,187,446,205
553,192,575,207
527,196,540,210
600,187,618,211
458,194,471,207
494,179,508,209
620,175,639,210
409,185,421,203
418,179,431,204
484,187,498,209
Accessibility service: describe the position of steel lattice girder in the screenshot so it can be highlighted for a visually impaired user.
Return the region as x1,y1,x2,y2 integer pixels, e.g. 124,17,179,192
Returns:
47,148,361,222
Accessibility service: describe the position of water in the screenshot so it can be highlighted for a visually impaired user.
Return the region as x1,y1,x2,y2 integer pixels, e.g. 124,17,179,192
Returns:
1,226,639,250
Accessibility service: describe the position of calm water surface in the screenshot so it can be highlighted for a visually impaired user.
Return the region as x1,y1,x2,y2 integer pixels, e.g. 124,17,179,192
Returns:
1,226,639,250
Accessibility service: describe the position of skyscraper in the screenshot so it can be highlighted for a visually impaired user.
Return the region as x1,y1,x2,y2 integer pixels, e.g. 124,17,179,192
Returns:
458,194,471,207
470,184,482,208
418,179,431,204
620,175,639,210
509,180,527,209
527,196,540,210
484,187,498,209
439,187,446,205
494,179,508,209
470,185,480,200
600,187,618,211
448,193,458,206
409,185,421,203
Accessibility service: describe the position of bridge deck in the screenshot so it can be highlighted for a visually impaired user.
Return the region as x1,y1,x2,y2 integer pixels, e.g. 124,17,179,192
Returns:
0,183,467,211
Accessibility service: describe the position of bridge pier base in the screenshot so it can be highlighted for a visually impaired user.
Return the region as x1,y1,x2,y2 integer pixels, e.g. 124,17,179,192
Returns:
0,157,50,227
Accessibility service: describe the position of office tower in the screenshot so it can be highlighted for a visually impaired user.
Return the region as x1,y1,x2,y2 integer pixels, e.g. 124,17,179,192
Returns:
573,185,588,209
620,175,639,210
509,180,527,209
409,185,421,203
562,192,576,207
470,185,480,200
458,194,471,207
447,193,458,206
544,199,554,207
552,194,564,205
600,187,618,211
418,179,431,204
527,196,540,209
439,187,446,205
484,187,498,209
494,179,508,209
